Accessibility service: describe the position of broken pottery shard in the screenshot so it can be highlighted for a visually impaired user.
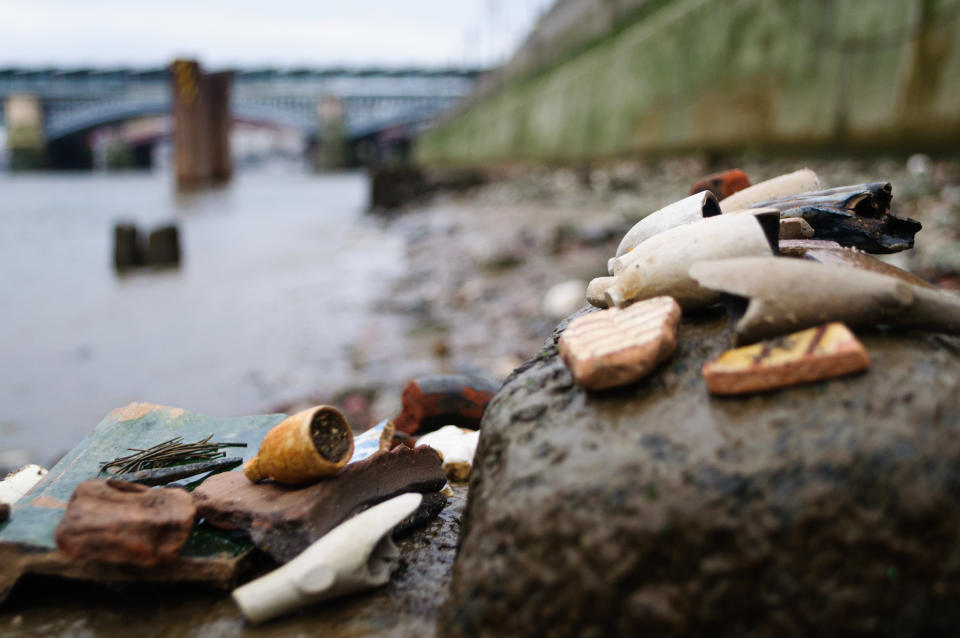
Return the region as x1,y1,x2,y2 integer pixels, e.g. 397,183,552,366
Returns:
719,168,820,213
802,247,934,289
703,322,870,394
690,256,960,344
605,211,779,309
244,405,354,485
750,182,922,253
778,239,842,257
689,168,750,199
352,419,396,463
54,479,196,567
394,375,499,435
416,426,481,482
558,296,682,391
778,217,814,240
232,493,423,623
194,445,446,563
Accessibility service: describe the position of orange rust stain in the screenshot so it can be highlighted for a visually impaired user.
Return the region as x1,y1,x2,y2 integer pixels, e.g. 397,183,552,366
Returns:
108,403,185,422
31,495,67,509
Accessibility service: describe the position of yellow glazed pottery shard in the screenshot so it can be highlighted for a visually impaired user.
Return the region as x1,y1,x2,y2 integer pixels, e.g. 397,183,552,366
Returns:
703,322,870,395
558,296,682,390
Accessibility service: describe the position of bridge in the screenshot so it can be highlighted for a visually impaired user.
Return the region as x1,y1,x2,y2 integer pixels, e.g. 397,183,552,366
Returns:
0,66,482,167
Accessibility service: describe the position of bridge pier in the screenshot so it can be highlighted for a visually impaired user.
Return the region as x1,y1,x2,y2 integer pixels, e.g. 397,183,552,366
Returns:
170,60,232,190
4,94,45,169
313,95,346,171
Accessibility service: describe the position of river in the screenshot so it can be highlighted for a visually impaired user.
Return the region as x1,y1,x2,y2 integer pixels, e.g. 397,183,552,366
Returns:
0,169,407,466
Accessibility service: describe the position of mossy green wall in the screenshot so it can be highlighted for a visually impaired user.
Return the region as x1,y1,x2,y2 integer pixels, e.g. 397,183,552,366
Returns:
417,0,960,165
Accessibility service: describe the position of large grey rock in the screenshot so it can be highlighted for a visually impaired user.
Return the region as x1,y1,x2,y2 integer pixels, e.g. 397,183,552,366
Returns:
441,306,960,637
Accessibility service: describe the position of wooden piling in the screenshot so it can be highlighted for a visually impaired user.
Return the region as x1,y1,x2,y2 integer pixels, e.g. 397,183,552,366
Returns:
170,60,231,190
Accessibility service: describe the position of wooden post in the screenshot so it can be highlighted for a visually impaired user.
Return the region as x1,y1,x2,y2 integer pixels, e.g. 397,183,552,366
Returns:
170,60,231,190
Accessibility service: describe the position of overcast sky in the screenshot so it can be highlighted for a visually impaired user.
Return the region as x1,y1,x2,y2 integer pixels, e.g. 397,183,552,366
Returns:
1,0,554,68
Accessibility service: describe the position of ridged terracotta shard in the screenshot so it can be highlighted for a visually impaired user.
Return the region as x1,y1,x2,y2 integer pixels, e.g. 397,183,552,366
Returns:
689,168,750,199
54,479,196,566
558,296,682,390
703,322,870,395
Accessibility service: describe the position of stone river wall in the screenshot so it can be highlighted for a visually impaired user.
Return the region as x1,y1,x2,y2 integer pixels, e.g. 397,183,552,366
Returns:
417,0,960,165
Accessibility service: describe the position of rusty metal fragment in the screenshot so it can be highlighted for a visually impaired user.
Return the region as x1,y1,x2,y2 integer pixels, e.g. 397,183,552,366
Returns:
690,257,960,344
394,375,499,435
751,182,922,253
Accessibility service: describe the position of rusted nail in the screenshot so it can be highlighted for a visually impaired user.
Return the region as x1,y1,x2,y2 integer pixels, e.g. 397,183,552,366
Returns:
703,322,870,394
113,457,242,486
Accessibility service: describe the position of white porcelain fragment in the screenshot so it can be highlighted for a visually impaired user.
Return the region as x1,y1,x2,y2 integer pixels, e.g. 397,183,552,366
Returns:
608,191,720,273
416,426,480,482
602,211,779,310
233,492,422,623
0,465,48,507
719,168,820,213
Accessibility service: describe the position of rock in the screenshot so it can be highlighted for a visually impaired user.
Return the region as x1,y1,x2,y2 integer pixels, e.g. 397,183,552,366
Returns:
193,446,447,563
702,322,870,394
416,426,481,482
393,375,499,435
440,307,960,637
778,217,814,240
144,224,181,267
54,479,196,567
542,280,587,318
558,296,682,390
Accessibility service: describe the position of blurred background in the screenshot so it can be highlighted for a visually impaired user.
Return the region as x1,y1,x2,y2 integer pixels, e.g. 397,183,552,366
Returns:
2,0,960,470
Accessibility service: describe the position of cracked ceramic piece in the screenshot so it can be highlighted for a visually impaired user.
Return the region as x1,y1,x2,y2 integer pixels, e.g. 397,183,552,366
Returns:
416,426,481,482
703,322,870,394
0,465,47,507
603,211,779,310
607,191,721,274
244,405,354,485
394,375,499,435
689,168,750,199
558,296,682,390
690,256,960,344
232,492,422,623
749,182,922,253
719,168,821,213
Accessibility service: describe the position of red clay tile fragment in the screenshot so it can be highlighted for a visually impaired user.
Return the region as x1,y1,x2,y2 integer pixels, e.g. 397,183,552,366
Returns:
690,169,750,199
558,296,682,391
54,479,196,566
703,322,870,395
394,375,499,435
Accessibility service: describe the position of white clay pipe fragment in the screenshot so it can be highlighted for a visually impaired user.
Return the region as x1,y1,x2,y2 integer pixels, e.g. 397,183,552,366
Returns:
586,276,615,308
604,211,779,310
0,465,48,507
689,256,960,344
607,191,720,274
233,492,422,623
416,425,480,482
719,168,821,213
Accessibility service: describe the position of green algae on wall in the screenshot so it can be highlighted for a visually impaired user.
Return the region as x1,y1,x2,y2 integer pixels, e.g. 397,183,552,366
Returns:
417,0,960,166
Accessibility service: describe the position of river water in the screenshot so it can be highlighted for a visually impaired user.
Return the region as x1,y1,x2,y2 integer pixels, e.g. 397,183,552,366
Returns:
0,169,407,466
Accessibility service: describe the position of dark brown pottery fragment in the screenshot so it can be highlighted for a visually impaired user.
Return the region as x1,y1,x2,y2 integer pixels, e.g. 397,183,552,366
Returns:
193,445,446,563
